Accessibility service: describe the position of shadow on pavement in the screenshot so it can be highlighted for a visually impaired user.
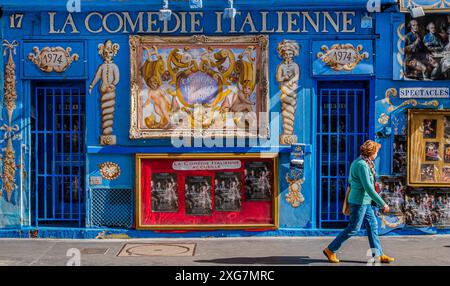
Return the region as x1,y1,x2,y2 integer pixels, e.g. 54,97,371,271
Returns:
194,256,368,265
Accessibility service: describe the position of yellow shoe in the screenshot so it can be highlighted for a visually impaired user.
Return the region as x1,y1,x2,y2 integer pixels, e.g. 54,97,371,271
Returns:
379,254,395,263
323,248,340,263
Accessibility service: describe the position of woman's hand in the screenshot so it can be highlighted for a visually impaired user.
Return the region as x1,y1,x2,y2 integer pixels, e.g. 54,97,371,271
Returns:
382,204,390,213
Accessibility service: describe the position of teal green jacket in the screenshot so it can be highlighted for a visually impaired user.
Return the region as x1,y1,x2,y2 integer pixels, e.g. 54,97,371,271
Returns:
348,157,386,207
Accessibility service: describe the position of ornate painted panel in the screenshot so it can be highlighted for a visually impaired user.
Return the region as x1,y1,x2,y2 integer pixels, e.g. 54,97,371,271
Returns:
129,35,269,139
312,40,373,76
22,41,86,78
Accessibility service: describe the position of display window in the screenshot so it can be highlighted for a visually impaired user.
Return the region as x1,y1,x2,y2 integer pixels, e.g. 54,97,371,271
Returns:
135,153,278,230
408,109,450,186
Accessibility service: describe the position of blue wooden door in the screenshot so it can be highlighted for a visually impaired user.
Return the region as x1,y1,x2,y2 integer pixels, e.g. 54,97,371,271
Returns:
317,82,370,229
31,82,86,226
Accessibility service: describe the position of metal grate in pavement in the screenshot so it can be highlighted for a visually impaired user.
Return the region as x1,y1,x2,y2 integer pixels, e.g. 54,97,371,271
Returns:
117,243,196,257
80,248,109,255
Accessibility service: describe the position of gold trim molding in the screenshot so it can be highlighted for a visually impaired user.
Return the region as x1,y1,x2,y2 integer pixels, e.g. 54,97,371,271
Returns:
135,153,279,230
129,35,269,139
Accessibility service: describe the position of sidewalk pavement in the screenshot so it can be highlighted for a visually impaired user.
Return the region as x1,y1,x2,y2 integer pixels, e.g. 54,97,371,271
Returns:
0,235,449,266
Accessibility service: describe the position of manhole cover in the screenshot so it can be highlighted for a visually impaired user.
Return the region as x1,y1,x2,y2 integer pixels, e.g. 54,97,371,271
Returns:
81,248,109,255
117,243,196,257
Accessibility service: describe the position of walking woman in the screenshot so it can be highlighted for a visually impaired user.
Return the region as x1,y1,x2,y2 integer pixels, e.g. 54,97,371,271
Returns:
323,140,395,264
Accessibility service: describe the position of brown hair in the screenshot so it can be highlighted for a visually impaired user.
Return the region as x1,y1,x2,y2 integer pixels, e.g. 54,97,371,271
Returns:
360,140,381,157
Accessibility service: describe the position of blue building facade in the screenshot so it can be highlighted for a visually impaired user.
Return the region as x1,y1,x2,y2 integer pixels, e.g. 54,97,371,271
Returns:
1,0,450,238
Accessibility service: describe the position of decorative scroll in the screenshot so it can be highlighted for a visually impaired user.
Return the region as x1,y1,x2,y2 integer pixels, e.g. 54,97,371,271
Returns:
276,40,300,145
396,23,405,79
1,40,20,203
129,35,269,139
3,40,18,123
89,40,120,145
316,43,369,71
27,46,79,73
0,125,21,202
285,174,305,208
99,162,121,180
378,88,440,126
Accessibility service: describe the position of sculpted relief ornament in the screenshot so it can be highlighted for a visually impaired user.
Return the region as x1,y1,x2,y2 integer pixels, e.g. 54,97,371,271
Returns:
276,40,300,145
28,46,79,73
316,43,369,71
1,40,20,202
89,40,120,145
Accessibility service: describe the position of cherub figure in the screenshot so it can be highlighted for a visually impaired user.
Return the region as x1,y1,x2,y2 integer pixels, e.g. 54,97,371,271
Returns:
141,47,172,128
230,80,255,113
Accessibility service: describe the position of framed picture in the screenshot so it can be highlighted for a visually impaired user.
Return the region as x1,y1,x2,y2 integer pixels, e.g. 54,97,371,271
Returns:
444,144,450,163
444,116,450,139
215,172,242,212
408,109,450,186
403,13,450,80
442,167,450,182
244,161,273,201
136,153,278,230
129,35,269,139
151,173,178,212
423,119,437,138
185,176,213,216
425,142,440,161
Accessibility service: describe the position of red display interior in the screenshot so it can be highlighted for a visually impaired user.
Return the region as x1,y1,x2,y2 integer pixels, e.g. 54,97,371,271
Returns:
140,158,274,226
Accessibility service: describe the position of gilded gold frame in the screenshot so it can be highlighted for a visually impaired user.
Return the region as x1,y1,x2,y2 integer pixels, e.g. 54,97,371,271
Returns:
135,153,279,230
407,109,450,187
129,35,269,139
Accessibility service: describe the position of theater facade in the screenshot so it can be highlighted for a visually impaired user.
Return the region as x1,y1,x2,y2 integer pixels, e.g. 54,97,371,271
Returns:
1,0,450,238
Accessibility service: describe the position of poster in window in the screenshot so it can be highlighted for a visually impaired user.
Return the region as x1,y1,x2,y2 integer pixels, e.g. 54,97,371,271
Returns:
244,161,273,201
423,119,437,138
425,142,440,161
215,172,242,212
185,176,213,216
444,144,450,163
444,116,450,139
442,167,450,182
393,135,407,174
379,177,405,215
433,192,450,228
420,164,435,181
378,176,406,234
151,173,178,212
404,191,433,227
